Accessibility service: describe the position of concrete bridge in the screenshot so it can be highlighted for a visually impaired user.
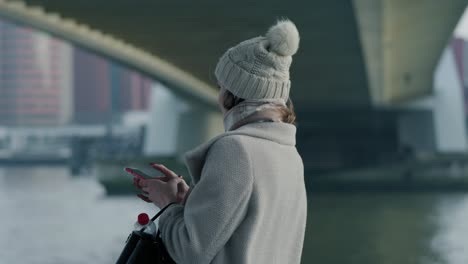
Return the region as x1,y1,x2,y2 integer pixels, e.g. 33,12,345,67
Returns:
1,0,467,173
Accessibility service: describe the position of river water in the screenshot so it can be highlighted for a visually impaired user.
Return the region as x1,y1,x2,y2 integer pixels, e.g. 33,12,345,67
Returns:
0,166,467,264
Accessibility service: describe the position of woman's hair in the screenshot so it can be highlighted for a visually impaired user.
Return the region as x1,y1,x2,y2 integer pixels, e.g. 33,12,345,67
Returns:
221,89,297,125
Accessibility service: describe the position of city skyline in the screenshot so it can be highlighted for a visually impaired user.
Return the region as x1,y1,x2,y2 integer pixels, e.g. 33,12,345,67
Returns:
0,19,153,127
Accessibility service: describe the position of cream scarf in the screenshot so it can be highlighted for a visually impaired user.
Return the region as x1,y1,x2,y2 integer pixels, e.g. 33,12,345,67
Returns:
223,99,287,132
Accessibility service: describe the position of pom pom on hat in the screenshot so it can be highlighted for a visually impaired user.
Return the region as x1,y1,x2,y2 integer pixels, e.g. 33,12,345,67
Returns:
265,19,300,56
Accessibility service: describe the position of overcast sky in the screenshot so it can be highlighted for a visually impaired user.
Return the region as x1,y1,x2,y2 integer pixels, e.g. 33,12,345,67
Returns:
455,7,468,39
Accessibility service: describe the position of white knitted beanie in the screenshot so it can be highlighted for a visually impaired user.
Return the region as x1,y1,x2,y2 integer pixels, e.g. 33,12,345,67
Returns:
214,19,300,101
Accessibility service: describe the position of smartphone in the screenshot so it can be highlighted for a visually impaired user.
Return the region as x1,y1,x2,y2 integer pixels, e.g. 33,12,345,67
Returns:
124,167,153,179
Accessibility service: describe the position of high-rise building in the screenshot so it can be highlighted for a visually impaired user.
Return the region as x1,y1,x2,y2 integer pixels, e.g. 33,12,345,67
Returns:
0,18,152,127
72,47,111,124
73,48,152,124
0,19,73,126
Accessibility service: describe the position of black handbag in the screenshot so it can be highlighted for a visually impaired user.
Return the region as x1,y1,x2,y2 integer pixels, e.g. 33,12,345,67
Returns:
116,203,177,264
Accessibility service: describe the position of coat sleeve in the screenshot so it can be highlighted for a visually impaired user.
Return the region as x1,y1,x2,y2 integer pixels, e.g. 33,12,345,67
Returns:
158,136,254,264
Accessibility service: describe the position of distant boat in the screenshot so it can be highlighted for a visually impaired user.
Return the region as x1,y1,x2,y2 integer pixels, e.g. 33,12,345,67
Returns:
0,147,70,166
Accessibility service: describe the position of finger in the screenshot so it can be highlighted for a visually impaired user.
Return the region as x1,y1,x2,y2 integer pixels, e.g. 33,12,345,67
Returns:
149,163,178,179
176,192,185,203
133,178,144,189
150,163,177,177
137,194,152,203
154,175,170,182
177,181,190,193
125,168,146,180
133,178,140,188
134,178,148,191
138,179,148,188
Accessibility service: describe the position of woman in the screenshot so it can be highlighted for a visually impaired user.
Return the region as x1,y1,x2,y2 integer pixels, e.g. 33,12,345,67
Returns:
131,19,307,264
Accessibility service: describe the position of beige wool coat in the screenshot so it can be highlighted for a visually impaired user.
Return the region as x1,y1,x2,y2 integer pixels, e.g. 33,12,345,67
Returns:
159,121,307,264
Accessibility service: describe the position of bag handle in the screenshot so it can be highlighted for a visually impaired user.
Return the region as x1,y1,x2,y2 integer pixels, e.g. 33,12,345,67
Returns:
151,202,178,222
153,202,177,238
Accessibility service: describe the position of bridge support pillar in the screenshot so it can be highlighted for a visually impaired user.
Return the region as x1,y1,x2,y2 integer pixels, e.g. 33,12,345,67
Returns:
397,45,468,154
144,82,223,157
176,104,223,156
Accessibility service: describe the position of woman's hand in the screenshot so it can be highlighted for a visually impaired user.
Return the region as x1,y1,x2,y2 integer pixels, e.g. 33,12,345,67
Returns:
132,163,190,208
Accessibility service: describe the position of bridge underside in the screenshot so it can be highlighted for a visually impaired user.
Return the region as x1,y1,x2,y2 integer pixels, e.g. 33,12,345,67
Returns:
18,0,371,110
1,0,467,173
10,0,466,108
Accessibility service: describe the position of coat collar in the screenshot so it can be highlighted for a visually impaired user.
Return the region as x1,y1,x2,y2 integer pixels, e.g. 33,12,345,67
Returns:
183,121,296,184
223,98,287,132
